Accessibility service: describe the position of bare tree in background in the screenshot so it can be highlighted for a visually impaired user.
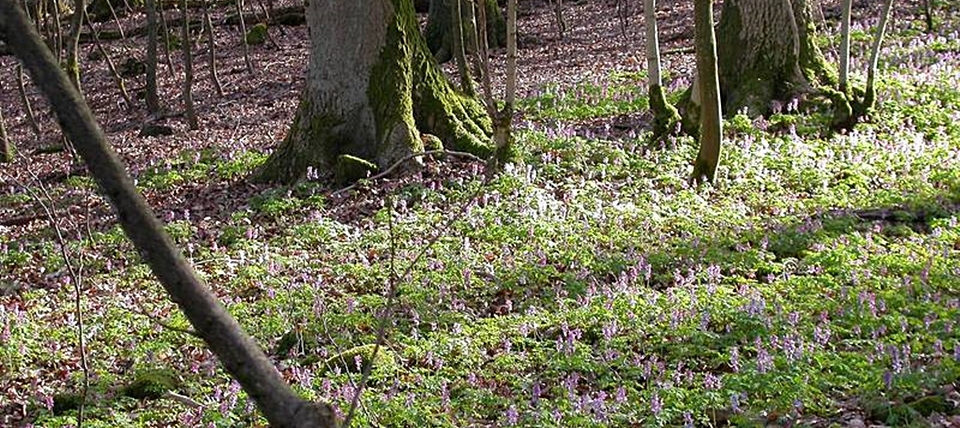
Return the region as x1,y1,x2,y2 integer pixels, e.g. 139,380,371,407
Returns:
181,0,199,129
203,0,224,96
145,0,161,114
236,0,254,73
644,0,679,141
0,3,340,426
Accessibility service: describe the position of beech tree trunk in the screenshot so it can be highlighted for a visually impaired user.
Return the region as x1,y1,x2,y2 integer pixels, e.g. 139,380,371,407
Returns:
425,0,504,63
691,0,721,184
644,0,679,139
0,3,339,427
255,0,492,184
716,0,834,115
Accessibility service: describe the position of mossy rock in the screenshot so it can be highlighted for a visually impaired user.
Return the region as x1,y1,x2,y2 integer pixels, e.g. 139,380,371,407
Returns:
335,154,378,183
322,344,399,379
122,368,179,400
245,23,269,45
421,133,443,151
52,392,84,415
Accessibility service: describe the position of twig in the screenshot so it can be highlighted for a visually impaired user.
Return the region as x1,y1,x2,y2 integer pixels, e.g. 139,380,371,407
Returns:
162,391,203,408
330,149,485,197
4,160,90,426
343,160,494,427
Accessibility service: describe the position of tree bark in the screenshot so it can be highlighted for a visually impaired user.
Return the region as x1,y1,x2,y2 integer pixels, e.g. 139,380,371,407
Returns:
691,0,721,184
145,0,161,113
181,0,199,129
0,3,339,427
425,0,504,63
644,0,680,139
716,0,834,115
254,0,491,184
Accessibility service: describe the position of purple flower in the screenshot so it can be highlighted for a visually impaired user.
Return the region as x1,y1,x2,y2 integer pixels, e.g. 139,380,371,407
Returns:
684,411,694,428
650,390,663,416
506,405,519,425
730,347,740,372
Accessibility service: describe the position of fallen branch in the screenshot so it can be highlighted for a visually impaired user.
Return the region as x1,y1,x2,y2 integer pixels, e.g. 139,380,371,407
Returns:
331,150,485,197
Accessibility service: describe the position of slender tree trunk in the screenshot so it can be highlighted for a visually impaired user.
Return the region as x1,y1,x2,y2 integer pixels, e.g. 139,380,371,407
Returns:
838,0,852,94
553,0,565,40
644,0,679,139
64,0,84,93
863,0,894,111
84,9,133,108
236,0,254,73
451,0,475,96
203,0,224,96
921,0,933,33
691,0,722,184
17,64,43,136
145,0,161,114
181,0,199,129
158,0,176,73
0,4,340,427
0,97,11,162
254,0,491,184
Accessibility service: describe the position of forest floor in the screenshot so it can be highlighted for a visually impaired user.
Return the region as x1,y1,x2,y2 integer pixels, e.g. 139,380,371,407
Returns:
2,0,960,427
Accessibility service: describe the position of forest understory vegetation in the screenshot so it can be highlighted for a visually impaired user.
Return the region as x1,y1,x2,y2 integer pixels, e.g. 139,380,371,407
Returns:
1,0,960,426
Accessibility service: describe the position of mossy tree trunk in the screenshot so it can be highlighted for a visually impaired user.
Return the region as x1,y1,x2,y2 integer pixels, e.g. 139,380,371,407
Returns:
254,0,492,184
425,0,504,63
716,0,834,116
644,0,680,140
691,0,722,184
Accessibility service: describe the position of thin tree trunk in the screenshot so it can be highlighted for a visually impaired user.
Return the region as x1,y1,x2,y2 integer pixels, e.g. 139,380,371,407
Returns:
236,0,254,73
181,0,199,129
452,0,475,96
644,0,680,139
203,0,224,96
691,0,722,184
158,0,176,73
921,0,933,33
0,96,11,162
64,0,85,93
863,0,894,110
84,9,133,108
145,0,161,114
16,64,42,136
106,0,125,40
0,4,340,427
553,0,565,40
838,0,852,93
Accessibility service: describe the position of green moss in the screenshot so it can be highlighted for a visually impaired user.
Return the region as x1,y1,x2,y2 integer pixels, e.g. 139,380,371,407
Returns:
323,344,399,378
649,84,681,140
122,368,178,400
422,133,444,151
245,23,268,45
335,154,378,183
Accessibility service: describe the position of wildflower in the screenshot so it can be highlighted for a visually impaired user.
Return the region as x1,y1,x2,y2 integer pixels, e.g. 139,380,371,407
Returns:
684,411,694,428
730,347,740,372
730,393,741,413
650,390,663,416
506,405,519,425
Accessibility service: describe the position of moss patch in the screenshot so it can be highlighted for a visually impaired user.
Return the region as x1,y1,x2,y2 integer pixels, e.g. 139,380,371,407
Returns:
335,154,378,183
245,23,269,45
122,368,178,400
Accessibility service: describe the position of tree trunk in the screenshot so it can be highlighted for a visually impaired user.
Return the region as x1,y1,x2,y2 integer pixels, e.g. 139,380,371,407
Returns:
425,0,504,63
64,0,84,93
0,98,11,162
0,3,339,427
254,0,491,184
716,0,834,115
145,0,160,113
644,0,679,139
181,0,199,129
691,0,722,184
